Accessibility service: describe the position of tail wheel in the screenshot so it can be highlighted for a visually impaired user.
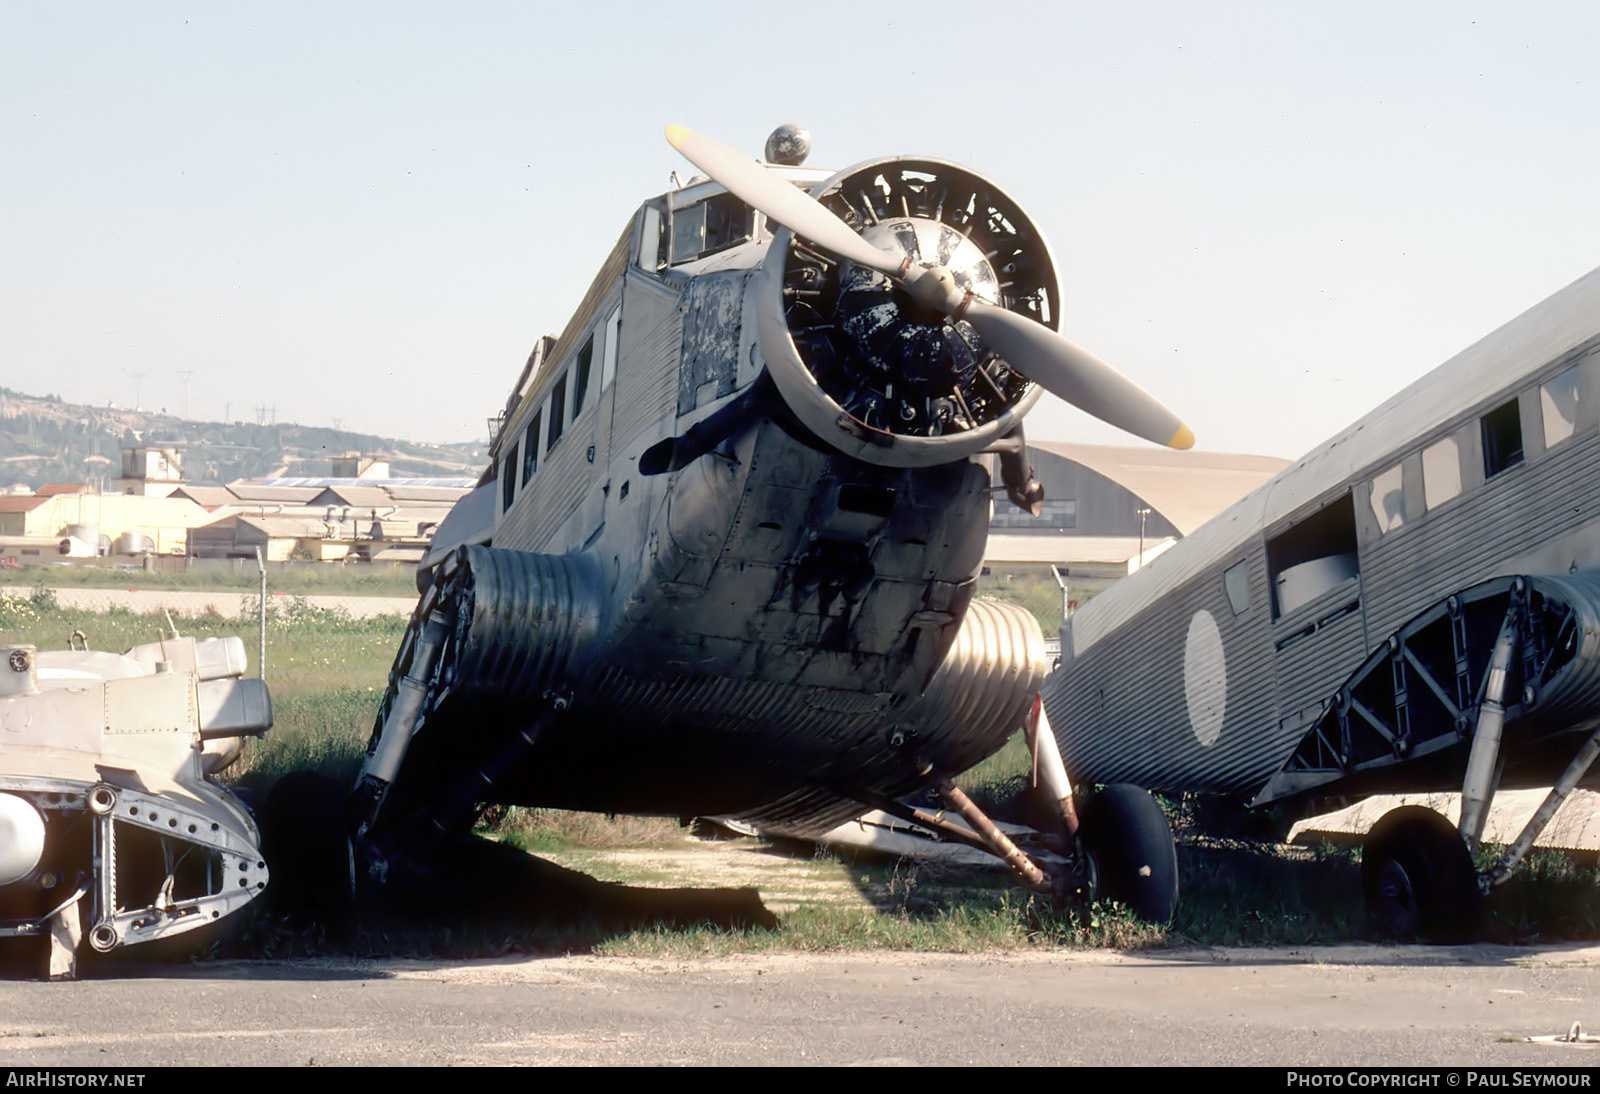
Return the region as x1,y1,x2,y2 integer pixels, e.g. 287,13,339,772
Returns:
1362,805,1481,943
1078,784,1179,922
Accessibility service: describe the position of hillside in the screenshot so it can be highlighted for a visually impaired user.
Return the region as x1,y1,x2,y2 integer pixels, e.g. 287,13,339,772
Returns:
0,388,486,490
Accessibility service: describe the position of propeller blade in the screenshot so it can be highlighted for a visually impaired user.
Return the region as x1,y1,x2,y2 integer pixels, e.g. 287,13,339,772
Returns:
665,126,903,276
963,304,1195,450
663,128,1195,450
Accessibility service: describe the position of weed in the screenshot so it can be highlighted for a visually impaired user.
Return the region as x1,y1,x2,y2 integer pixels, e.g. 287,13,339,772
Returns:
953,731,1033,819
1481,850,1600,942
486,808,686,849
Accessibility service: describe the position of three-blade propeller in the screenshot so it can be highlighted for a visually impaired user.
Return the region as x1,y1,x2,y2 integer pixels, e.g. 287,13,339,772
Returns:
664,126,1194,450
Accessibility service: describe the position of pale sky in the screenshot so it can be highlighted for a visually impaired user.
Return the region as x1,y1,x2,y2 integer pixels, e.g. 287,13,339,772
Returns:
5,2,1599,459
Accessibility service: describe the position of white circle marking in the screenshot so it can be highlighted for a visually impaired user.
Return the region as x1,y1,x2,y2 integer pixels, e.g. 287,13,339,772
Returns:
1183,609,1227,748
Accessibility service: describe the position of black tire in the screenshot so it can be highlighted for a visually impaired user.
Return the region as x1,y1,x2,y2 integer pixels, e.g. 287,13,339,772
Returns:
1362,806,1481,943
1078,784,1179,923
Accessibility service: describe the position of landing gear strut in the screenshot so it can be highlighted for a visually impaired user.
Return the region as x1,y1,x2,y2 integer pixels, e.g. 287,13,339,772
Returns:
1265,573,1600,943
857,700,1179,921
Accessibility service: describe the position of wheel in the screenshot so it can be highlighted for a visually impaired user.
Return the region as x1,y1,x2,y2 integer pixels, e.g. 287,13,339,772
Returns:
1078,784,1179,922
1362,805,1481,943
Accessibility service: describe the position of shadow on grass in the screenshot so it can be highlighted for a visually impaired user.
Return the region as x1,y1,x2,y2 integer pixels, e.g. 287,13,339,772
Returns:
818,830,1600,954
248,772,775,965
813,827,1369,949
1171,840,1366,946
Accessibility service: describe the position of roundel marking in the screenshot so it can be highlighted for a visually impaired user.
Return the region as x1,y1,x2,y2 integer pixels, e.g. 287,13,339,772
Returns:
1182,609,1226,748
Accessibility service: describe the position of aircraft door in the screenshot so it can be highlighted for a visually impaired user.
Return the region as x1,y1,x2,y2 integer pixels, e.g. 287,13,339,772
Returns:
1264,491,1372,732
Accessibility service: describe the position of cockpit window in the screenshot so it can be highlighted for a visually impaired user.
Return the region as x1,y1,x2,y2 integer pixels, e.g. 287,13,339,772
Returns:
671,193,753,265
637,204,666,272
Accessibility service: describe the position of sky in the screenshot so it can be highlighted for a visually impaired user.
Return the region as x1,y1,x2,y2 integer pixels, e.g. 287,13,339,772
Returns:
5,2,1600,459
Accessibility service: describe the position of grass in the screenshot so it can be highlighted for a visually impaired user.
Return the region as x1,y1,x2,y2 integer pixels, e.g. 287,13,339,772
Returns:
0,562,419,597
975,571,1069,634
1480,850,1600,942
0,591,399,793
953,730,1033,816
594,897,1160,958
220,709,1600,960
6,595,1600,962
490,809,686,852
974,570,1115,635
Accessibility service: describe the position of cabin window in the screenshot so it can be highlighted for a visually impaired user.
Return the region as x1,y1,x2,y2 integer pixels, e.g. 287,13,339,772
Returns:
1541,365,1581,448
548,375,567,450
1223,560,1251,615
1266,494,1359,618
600,304,622,389
671,193,753,265
522,411,541,484
572,336,594,422
501,442,519,513
1367,464,1405,534
1422,436,1462,509
638,204,666,272
1481,398,1523,478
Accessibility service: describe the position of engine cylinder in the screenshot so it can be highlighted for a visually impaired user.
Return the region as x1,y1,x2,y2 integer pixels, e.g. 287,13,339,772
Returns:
757,157,1059,467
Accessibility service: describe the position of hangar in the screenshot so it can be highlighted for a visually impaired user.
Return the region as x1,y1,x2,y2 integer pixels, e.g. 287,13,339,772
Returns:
984,442,1290,605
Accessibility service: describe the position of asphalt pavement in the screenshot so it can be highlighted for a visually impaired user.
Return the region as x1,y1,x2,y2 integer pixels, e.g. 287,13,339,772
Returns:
1,945,1597,1067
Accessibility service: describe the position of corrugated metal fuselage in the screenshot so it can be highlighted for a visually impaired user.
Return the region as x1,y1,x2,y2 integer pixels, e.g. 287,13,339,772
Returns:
1045,271,1600,801
455,225,1041,833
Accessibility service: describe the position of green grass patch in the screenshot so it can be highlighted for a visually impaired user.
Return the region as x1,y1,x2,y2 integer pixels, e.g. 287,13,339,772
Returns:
0,563,419,597
595,891,1161,958
486,808,688,851
1171,839,1365,946
1481,850,1600,942
953,731,1032,817
237,688,377,789
975,570,1114,635
0,594,400,791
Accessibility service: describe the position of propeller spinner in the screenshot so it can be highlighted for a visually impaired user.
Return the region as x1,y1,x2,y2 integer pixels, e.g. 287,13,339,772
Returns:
664,126,1194,451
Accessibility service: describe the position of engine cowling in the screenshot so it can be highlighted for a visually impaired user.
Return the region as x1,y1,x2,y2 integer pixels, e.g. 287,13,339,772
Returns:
756,157,1059,467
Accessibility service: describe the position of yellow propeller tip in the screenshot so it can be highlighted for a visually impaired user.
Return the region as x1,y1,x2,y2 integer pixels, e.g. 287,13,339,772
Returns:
1168,424,1195,450
664,125,691,148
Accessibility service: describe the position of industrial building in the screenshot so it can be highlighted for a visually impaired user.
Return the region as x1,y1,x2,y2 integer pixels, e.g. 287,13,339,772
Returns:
183,455,471,564
0,446,472,568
